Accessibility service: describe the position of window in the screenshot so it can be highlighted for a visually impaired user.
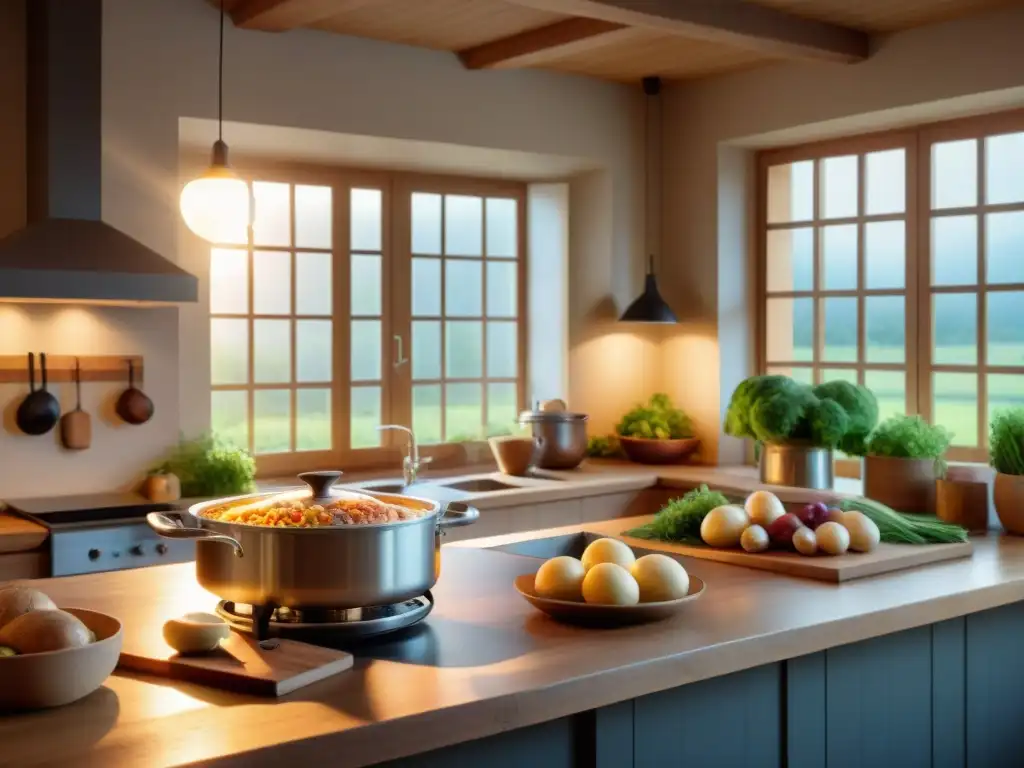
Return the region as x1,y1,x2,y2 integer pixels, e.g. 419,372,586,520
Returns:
759,111,1024,463
209,168,526,473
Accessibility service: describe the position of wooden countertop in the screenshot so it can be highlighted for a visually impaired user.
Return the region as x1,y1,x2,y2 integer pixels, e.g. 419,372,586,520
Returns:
4,518,1024,768
0,512,48,554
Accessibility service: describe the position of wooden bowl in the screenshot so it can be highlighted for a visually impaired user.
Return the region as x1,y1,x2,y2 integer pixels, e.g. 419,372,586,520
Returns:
514,573,705,627
0,608,123,712
618,436,701,465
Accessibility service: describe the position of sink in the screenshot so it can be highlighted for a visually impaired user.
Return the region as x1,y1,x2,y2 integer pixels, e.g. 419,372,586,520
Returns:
438,478,519,493
358,481,409,494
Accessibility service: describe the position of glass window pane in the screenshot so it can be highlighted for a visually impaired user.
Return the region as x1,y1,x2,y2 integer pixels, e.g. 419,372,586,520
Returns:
296,319,332,382
253,181,290,247
865,296,905,363
986,211,1024,285
486,198,517,258
351,320,381,381
766,228,813,292
987,291,1024,366
821,155,858,219
210,248,248,314
767,161,813,224
254,319,291,383
933,293,977,365
865,369,906,425
486,261,518,318
821,368,858,384
822,297,858,362
350,386,381,449
211,390,248,449
932,215,978,286
989,374,1024,425
865,149,905,215
254,389,291,454
865,221,905,290
351,254,382,316
445,260,482,316
295,185,331,249
446,383,482,442
296,388,331,451
445,195,482,256
934,372,978,447
413,384,443,445
211,318,248,385
445,321,482,378
412,193,442,255
487,322,517,378
412,320,441,380
933,140,977,210
351,188,382,252
487,382,518,436
412,258,441,316
766,365,814,385
985,133,1024,205
253,251,291,315
766,297,813,362
821,224,858,290
296,252,332,316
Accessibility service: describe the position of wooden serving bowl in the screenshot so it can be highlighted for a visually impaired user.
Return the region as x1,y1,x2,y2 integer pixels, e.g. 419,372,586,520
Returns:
0,608,123,712
618,436,701,465
514,573,705,627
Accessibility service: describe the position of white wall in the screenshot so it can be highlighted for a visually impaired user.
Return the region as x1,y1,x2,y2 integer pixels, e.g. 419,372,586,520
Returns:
659,4,1024,464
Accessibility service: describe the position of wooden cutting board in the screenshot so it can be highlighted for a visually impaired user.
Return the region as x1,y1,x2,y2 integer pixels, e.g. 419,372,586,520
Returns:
615,533,973,583
118,631,353,697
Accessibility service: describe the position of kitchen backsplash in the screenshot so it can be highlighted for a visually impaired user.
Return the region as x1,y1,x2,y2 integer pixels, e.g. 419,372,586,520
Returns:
0,303,179,499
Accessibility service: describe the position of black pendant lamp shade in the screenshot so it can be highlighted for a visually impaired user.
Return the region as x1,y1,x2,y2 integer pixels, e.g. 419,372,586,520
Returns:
619,76,677,324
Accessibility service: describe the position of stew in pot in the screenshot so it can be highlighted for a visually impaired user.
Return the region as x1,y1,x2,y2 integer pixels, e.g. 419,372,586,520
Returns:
200,492,429,527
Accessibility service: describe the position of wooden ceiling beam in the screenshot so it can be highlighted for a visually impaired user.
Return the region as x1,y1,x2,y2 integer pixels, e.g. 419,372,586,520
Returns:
226,0,372,32
459,18,635,70
498,0,870,63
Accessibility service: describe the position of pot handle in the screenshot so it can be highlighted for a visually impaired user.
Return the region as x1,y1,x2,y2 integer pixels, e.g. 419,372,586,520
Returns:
146,513,244,557
437,501,479,529
298,470,343,501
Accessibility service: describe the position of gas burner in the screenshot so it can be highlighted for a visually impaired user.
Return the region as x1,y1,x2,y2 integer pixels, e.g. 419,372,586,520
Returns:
216,593,434,642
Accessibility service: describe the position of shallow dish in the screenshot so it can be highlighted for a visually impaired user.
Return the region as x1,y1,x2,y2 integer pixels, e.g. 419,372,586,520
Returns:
0,608,123,712
618,436,701,465
514,573,705,626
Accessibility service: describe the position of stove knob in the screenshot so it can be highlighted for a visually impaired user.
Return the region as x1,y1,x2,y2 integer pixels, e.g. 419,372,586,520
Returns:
156,543,168,555
130,545,144,556
88,549,101,561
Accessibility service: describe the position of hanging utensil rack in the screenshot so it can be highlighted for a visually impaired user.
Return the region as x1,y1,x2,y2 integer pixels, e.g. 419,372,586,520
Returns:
0,355,145,384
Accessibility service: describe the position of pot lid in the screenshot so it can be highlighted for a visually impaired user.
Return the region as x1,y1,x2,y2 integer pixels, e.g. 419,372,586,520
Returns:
518,410,588,423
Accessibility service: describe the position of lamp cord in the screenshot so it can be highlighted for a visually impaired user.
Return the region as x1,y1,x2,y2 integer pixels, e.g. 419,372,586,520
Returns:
218,0,224,142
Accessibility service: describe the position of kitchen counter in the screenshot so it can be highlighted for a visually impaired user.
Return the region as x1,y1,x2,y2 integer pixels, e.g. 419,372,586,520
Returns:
3,516,1024,767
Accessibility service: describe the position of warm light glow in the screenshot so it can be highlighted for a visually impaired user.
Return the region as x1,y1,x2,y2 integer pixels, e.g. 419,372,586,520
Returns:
180,163,250,244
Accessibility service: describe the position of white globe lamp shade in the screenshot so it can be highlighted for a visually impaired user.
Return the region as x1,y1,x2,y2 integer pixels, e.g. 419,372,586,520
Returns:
180,141,251,243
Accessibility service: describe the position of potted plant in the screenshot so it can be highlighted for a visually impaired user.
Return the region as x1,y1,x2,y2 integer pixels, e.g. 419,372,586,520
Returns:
723,376,878,490
615,393,700,465
153,434,256,498
862,415,952,514
991,408,1024,535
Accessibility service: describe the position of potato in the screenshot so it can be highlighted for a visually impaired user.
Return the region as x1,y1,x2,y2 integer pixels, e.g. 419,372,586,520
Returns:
700,505,750,548
534,556,586,601
744,491,785,528
815,521,850,555
582,563,640,606
842,511,880,553
0,609,92,654
630,554,689,602
581,538,636,572
0,586,55,632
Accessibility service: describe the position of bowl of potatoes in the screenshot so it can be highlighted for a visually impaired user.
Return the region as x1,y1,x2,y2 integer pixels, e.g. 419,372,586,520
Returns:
514,537,705,626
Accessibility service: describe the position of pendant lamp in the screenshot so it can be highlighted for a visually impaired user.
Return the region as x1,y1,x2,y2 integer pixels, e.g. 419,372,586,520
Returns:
619,76,677,324
179,0,251,243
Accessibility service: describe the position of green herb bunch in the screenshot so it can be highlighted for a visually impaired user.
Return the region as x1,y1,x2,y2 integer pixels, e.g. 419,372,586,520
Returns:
586,435,623,458
155,434,256,498
990,408,1024,476
623,484,729,543
866,415,953,460
616,393,694,440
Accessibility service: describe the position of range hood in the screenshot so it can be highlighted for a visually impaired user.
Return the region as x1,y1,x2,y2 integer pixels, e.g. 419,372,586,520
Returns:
0,0,198,304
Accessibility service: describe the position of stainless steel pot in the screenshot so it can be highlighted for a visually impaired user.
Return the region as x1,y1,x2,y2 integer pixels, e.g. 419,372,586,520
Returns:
147,471,478,609
759,442,834,490
518,410,588,469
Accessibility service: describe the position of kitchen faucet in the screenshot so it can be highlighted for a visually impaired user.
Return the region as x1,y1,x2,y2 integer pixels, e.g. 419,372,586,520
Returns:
376,424,431,487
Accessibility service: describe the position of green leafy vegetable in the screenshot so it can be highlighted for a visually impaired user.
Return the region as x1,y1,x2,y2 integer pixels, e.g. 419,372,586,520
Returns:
154,434,256,498
990,408,1024,476
586,435,623,458
866,415,952,460
623,484,729,542
838,497,968,544
616,393,693,440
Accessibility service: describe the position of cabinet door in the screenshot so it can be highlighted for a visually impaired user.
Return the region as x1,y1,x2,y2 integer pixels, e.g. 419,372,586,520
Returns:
633,664,782,768
966,602,1024,768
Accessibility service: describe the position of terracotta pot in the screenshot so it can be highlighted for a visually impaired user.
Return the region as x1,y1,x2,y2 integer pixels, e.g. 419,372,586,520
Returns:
141,472,181,503
862,455,938,514
994,472,1024,535
935,478,989,533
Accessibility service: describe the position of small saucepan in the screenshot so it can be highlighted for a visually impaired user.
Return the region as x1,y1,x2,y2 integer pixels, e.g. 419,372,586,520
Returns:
115,360,153,425
15,352,60,436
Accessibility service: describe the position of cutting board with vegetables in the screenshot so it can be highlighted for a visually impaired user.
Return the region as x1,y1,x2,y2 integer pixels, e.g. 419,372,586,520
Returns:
621,486,974,583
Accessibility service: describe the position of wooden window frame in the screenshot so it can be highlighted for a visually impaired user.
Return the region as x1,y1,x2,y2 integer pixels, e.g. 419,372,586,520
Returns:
211,160,528,477
757,109,1024,472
